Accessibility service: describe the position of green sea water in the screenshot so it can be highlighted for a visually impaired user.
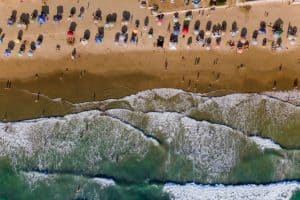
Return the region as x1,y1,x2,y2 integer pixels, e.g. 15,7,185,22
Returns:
291,190,300,200
0,90,299,199
0,158,170,200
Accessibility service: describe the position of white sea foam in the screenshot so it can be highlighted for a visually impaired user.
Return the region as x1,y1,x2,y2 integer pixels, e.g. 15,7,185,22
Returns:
22,171,56,190
164,182,300,200
151,88,184,99
0,89,299,188
263,90,300,106
92,178,115,187
249,136,282,150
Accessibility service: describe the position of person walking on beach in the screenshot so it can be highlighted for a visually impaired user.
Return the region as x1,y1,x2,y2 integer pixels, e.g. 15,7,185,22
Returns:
71,48,77,60
164,58,168,70
194,57,200,65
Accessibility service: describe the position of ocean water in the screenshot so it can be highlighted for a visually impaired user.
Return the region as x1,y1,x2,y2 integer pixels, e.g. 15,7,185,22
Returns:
0,89,299,199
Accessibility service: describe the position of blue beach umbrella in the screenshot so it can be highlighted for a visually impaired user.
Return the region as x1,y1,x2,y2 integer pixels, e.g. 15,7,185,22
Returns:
95,34,103,44
4,48,11,57
38,15,46,24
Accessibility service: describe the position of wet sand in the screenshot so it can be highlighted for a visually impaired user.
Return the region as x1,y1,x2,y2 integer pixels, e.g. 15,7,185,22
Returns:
0,0,300,121
1,48,300,121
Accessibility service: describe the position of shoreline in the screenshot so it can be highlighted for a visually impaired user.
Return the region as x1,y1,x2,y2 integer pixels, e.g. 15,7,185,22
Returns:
0,0,300,121
0,48,300,121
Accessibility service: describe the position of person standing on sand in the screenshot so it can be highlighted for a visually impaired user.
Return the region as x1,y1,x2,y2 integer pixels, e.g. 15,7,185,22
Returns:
164,58,168,70
71,48,77,60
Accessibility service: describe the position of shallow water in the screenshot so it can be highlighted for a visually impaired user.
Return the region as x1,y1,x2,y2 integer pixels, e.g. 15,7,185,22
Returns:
0,89,299,199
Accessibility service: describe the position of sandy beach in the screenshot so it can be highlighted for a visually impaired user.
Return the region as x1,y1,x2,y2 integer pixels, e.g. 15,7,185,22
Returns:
0,0,300,120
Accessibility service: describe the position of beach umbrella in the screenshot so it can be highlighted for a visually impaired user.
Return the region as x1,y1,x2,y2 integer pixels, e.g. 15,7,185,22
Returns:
114,32,120,44
212,24,218,36
121,25,128,34
38,15,46,24
151,4,159,15
36,34,44,48
42,5,50,16
0,33,5,44
292,26,297,35
123,33,128,43
221,20,227,32
228,40,235,47
259,21,266,34
194,20,200,35
144,16,149,29
206,37,212,45
67,30,74,38
157,36,164,47
231,21,238,35
4,48,12,57
277,37,282,46
95,34,103,44
273,18,284,37
98,27,104,37
196,30,205,44
252,30,258,45
20,13,30,25
140,0,147,8
205,37,212,50
69,22,77,32
170,33,178,43
206,21,212,32
192,0,201,8
94,9,102,21
182,20,190,34
30,41,36,51
252,30,258,39
31,9,38,23
18,43,26,56
216,37,221,45
111,13,117,23
7,10,17,26
237,40,243,48
185,11,193,21
130,32,138,44
187,36,193,46
78,6,85,18
173,12,179,23
83,29,91,40
122,10,130,22
70,7,76,17
156,14,164,26
31,9,38,19
262,38,267,46
148,27,153,38
53,14,62,22
15,30,23,44
135,19,140,28
57,5,64,15
8,40,15,50
106,14,113,25
240,27,247,38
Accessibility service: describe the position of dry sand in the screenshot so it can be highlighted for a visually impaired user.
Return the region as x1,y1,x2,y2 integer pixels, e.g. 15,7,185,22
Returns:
0,0,300,121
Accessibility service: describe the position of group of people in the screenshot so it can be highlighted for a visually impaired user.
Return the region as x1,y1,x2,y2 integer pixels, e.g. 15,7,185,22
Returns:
158,10,298,53
0,2,298,58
